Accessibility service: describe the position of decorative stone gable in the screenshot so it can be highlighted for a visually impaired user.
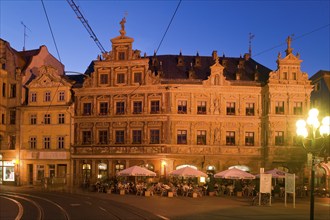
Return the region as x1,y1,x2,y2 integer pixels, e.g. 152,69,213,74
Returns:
28,65,71,88
268,36,309,85
203,51,228,86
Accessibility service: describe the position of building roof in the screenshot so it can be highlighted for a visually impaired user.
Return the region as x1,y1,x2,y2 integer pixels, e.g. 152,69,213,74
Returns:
149,54,271,83
310,70,330,91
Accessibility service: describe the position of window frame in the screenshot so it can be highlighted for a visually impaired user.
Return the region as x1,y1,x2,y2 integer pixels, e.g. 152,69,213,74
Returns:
177,130,187,144
245,132,254,146
197,130,206,145
226,131,235,146
226,102,235,115
197,101,207,114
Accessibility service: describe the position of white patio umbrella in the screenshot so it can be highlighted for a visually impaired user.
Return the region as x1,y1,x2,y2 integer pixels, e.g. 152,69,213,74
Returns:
214,168,256,180
169,166,208,178
117,165,156,177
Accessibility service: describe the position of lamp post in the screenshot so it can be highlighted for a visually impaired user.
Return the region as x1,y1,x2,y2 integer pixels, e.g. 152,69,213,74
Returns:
296,108,330,220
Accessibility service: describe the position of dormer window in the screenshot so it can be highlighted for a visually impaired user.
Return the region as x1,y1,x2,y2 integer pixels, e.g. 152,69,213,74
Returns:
118,52,126,60
134,72,142,84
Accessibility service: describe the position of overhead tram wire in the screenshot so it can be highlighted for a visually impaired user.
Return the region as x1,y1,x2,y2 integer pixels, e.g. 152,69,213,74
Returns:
128,0,182,96
155,0,182,54
253,23,330,58
40,0,65,122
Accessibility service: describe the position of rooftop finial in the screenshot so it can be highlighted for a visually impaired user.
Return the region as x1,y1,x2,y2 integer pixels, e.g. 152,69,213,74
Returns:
285,35,294,55
119,17,126,36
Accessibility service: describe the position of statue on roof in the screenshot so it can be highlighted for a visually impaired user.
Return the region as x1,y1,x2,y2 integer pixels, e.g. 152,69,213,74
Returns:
285,35,293,55
119,17,126,36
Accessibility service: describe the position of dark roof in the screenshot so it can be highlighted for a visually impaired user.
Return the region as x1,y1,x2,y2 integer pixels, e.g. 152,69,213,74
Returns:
66,74,85,88
149,55,271,83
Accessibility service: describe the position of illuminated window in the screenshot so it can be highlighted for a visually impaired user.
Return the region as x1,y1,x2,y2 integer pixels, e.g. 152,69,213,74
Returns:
275,101,284,114
245,132,254,146
197,130,206,145
246,103,255,116
197,101,206,114
177,130,187,144
226,131,235,145
115,163,125,173
275,131,284,146
226,102,235,115
178,100,187,114
293,102,302,115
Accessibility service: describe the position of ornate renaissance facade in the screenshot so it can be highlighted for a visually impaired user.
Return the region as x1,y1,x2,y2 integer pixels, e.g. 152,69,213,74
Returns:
70,20,313,187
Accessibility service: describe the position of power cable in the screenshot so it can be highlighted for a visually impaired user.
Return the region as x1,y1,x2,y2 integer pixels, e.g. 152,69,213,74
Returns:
155,0,182,54
253,23,330,58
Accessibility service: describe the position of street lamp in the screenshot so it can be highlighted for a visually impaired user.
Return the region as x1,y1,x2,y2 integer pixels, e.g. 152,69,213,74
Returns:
296,108,330,220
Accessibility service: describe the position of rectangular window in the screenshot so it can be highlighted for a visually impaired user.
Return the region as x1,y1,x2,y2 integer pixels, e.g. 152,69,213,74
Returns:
134,72,142,84
10,84,16,98
275,101,284,114
58,113,65,124
178,100,187,114
197,130,206,145
44,91,51,102
83,103,92,115
177,130,187,144
58,91,65,102
197,101,207,114
43,136,51,149
44,114,51,124
82,131,92,145
150,129,160,144
99,102,108,115
275,131,284,146
115,130,125,144
133,101,142,114
100,74,109,84
2,83,5,97
31,92,37,102
245,132,254,146
118,52,125,60
1,113,4,124
246,103,255,116
293,102,302,115
98,130,108,144
29,136,37,149
116,101,125,115
9,110,16,125
150,100,160,113
30,114,37,125
117,73,125,84
292,72,297,80
226,102,235,115
9,135,16,149
132,130,142,144
226,131,235,145
58,136,65,149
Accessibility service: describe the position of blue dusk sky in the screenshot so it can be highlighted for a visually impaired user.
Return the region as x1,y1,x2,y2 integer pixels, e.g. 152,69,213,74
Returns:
1,0,329,77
